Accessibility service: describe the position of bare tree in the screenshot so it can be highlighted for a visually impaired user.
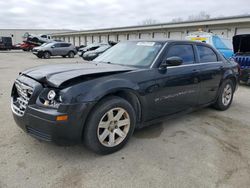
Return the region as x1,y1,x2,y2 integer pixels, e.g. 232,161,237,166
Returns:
139,18,159,25
171,17,183,23
187,11,211,21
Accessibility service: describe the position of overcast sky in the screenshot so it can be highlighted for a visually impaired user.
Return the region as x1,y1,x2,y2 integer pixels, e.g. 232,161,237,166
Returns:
0,0,249,30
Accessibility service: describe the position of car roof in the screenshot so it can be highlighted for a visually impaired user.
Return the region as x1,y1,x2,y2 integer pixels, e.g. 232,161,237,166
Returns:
125,39,209,45
51,41,70,44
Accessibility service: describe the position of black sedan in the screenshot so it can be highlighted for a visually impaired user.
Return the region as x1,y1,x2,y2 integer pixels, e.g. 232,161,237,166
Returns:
82,45,111,61
11,40,239,154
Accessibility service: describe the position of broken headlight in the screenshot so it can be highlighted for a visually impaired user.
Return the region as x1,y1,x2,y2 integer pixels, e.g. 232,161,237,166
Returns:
39,89,63,108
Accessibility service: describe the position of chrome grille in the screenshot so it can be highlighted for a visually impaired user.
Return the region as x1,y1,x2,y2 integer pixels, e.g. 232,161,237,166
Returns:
11,80,33,116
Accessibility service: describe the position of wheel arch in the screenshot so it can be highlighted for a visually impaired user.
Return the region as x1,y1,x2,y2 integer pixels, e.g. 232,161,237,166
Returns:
91,88,142,122
68,50,75,55
81,88,143,140
220,69,237,90
44,50,52,55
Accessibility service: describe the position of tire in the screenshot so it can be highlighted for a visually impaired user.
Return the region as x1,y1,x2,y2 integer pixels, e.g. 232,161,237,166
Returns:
84,96,136,154
213,79,235,111
43,51,51,59
68,51,75,58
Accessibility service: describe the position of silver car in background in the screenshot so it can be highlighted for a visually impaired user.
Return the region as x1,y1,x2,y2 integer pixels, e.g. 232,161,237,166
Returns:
32,42,77,59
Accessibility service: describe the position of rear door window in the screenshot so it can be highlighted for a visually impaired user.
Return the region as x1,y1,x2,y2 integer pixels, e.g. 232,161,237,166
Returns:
61,43,71,47
166,44,195,65
54,43,62,48
197,45,218,63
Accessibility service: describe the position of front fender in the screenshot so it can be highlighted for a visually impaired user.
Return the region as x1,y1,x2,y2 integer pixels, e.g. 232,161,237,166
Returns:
219,67,238,90
84,78,139,102
64,78,140,103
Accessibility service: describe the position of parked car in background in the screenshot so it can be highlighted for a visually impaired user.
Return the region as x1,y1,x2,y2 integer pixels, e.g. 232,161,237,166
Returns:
0,37,12,50
76,45,86,51
78,43,107,57
23,32,53,44
12,43,22,50
20,42,38,51
186,31,234,59
82,45,111,61
32,42,77,59
11,40,239,154
233,34,250,85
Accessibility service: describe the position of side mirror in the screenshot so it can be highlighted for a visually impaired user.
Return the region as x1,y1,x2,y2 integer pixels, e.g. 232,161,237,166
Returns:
160,56,183,69
51,46,55,48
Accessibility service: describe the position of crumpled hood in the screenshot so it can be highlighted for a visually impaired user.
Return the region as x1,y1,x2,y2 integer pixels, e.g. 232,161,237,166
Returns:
21,62,136,87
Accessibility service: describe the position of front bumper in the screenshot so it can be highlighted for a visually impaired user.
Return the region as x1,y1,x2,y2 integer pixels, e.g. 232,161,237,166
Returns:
32,50,43,56
12,102,95,145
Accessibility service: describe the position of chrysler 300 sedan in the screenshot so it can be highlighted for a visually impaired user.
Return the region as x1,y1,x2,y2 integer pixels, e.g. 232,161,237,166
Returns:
11,40,239,154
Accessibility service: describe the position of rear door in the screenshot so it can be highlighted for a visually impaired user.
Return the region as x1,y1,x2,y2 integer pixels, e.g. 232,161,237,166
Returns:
52,43,63,55
195,45,224,104
151,43,200,118
61,43,71,55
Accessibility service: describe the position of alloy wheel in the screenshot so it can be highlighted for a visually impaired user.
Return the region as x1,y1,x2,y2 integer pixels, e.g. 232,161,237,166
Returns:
97,107,130,147
222,84,232,106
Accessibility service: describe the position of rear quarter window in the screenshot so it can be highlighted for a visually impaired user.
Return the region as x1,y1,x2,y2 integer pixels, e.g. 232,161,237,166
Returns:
197,45,218,63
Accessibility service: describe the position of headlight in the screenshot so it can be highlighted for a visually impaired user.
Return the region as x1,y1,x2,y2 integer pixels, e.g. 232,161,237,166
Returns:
47,90,56,100
40,89,63,108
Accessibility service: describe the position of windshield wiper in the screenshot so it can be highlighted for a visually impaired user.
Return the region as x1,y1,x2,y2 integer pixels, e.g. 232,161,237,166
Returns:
95,61,112,64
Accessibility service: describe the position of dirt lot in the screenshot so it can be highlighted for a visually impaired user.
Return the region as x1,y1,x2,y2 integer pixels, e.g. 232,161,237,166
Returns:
0,51,250,188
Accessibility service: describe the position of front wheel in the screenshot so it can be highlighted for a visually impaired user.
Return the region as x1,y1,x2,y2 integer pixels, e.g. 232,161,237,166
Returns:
43,51,51,59
84,96,136,154
213,79,235,111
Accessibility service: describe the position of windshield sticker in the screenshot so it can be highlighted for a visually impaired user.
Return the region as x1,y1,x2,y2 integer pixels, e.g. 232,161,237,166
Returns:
136,42,155,46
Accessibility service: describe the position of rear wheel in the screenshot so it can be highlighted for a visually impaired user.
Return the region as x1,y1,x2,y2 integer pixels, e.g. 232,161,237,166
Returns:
84,96,136,154
68,51,75,58
214,79,235,111
43,51,51,59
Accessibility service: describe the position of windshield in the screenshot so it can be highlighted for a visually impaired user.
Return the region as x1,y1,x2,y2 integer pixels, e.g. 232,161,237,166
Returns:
212,36,233,50
94,41,163,67
94,45,110,52
84,43,103,50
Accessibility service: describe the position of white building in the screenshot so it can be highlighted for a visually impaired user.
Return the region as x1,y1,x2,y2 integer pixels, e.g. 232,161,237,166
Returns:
0,29,72,44
51,15,250,46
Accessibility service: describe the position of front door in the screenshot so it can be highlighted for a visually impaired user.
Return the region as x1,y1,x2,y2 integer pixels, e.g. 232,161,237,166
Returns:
52,43,63,56
151,44,200,118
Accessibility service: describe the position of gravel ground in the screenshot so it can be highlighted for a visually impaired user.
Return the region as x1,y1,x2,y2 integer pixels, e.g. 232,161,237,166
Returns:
0,51,250,188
